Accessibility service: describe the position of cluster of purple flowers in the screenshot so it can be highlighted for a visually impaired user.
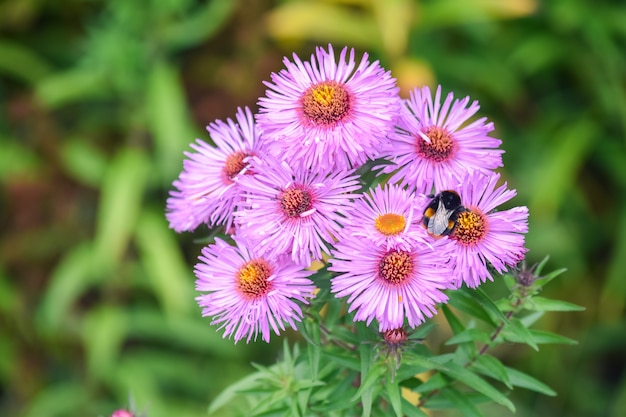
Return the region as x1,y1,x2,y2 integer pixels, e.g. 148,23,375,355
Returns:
166,45,529,343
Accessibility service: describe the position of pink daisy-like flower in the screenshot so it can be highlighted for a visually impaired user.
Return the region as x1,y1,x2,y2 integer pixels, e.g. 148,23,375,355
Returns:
444,172,529,288
340,184,431,251
195,237,316,343
329,234,455,331
257,44,401,171
166,107,262,232
234,155,361,267
378,85,503,194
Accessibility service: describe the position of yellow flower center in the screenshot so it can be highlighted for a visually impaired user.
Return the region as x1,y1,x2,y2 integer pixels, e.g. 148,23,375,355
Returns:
375,213,406,236
378,249,414,285
301,81,351,127
236,259,272,299
280,187,313,218
451,209,488,246
417,126,456,162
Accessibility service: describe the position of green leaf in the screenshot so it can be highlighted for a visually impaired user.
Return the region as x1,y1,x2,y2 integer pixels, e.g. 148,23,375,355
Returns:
92,148,150,274
447,288,497,326
407,355,515,412
437,387,484,417
135,209,194,317
322,351,360,372
413,372,448,393
356,343,378,417
36,68,108,108
505,366,557,396
525,296,585,312
22,382,88,417
35,243,95,332
468,287,509,324
0,38,52,84
445,328,491,346
529,329,578,345
401,397,430,417
411,321,438,339
163,0,237,50
533,267,568,288
146,60,197,185
441,305,477,358
499,318,539,350
471,355,512,389
441,304,466,334
82,305,128,380
384,378,404,417
208,371,264,414
60,137,108,187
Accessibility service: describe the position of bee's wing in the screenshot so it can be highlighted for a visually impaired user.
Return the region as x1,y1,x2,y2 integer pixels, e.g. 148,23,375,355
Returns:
427,200,452,236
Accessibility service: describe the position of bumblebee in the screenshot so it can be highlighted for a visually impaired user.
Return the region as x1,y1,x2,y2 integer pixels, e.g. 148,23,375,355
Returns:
422,190,466,237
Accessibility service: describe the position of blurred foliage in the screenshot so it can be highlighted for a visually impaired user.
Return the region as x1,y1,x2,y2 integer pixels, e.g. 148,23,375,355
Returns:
0,0,624,416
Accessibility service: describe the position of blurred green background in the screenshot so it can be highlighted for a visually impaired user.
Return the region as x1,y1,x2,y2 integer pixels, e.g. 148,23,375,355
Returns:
1,0,625,416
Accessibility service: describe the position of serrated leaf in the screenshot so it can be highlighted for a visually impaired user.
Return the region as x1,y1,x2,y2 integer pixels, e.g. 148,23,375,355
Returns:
504,366,556,396
525,296,585,312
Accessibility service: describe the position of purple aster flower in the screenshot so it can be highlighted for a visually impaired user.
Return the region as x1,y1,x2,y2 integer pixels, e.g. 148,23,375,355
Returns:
340,184,432,251
444,172,529,288
257,44,401,171
378,85,503,193
166,107,262,232
234,155,361,267
329,234,455,331
195,237,316,343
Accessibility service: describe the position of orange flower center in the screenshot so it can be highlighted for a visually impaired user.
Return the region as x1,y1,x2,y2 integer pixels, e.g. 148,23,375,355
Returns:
451,209,488,246
301,81,351,127
416,126,455,162
222,151,250,183
236,259,272,299
375,213,406,236
280,187,313,218
378,249,414,285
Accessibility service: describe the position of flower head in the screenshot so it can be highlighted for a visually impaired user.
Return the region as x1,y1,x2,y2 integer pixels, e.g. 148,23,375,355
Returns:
441,172,529,288
329,234,455,331
195,237,316,343
234,155,361,267
378,85,503,193
257,44,401,171
340,184,431,251
166,107,262,232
